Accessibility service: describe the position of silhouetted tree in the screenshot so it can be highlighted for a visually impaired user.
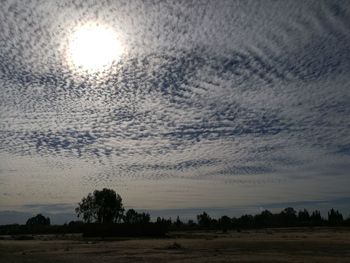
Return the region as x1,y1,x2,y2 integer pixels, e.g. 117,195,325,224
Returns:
124,209,138,224
26,214,50,226
345,215,350,226
310,210,323,225
156,217,172,228
197,212,212,228
279,207,297,226
218,215,231,227
187,219,196,227
75,188,124,224
254,210,273,227
298,209,310,222
218,215,231,231
157,216,171,225
328,209,343,225
237,214,254,228
123,209,150,224
174,216,183,227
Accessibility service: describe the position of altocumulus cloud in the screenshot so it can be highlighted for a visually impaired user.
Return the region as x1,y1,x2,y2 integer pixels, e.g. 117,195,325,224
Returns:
0,0,350,215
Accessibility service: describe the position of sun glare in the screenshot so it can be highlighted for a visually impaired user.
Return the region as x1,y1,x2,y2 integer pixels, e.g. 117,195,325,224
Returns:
67,24,123,72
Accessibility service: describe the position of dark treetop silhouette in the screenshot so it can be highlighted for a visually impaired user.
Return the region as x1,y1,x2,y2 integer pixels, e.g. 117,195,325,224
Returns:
123,209,150,224
75,188,124,224
26,214,50,226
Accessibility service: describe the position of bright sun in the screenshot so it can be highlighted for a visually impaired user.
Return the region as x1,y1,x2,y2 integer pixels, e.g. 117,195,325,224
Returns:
67,24,123,72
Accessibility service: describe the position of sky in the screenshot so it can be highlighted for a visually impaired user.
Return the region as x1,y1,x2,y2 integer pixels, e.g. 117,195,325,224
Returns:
0,0,350,224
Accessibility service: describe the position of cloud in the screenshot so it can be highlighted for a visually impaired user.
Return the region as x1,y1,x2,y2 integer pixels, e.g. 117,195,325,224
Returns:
0,0,349,212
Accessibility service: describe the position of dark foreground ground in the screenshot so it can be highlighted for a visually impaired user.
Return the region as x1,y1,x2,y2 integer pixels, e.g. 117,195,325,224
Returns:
0,227,349,262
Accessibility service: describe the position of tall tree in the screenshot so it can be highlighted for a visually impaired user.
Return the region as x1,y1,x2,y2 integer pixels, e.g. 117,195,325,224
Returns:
328,209,343,225
75,188,124,224
298,209,310,222
279,207,297,226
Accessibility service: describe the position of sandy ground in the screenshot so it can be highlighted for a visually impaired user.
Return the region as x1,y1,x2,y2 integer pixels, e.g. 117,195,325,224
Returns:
0,228,350,262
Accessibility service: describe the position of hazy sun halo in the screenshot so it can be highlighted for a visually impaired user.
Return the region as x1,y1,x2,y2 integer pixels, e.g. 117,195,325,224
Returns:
68,24,123,72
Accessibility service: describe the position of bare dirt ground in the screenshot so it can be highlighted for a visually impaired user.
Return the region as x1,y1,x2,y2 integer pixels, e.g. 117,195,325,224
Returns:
0,228,350,262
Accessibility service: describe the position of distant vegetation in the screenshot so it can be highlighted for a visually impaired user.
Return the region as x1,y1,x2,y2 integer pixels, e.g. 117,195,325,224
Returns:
26,214,50,226
1,188,349,236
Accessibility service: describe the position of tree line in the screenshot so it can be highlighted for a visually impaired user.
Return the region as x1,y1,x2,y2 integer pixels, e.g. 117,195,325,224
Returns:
192,207,347,230
73,188,350,229
1,188,349,236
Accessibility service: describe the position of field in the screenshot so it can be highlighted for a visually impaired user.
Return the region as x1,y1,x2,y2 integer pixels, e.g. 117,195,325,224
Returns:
1,228,349,262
